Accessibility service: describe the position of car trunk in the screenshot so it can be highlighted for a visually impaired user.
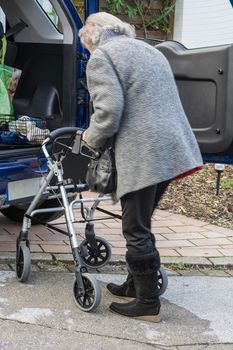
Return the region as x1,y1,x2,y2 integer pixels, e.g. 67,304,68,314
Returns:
0,0,78,159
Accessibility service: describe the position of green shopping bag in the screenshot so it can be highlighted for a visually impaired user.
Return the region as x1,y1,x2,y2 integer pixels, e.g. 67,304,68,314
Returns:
0,37,21,121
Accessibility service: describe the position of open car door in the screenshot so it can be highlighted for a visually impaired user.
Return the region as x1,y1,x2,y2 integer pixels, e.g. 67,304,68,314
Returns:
157,0,233,163
157,41,233,157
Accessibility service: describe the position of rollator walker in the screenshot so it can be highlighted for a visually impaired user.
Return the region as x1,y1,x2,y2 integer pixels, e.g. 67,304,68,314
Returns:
15,127,168,312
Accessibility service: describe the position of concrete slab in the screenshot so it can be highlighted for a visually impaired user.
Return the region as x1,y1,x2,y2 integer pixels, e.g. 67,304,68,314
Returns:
0,271,233,349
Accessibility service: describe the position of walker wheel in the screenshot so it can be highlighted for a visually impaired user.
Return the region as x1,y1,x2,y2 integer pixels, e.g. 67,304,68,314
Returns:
73,273,101,312
16,245,31,282
80,236,112,269
157,267,168,296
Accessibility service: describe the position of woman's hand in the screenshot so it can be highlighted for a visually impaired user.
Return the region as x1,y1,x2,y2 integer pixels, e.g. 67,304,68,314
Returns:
82,130,88,143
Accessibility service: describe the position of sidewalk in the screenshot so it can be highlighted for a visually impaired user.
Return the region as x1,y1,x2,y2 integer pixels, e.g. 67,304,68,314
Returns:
1,193,233,268
0,270,233,349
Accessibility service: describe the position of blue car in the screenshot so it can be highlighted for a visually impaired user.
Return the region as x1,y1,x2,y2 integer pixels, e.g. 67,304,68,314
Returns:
0,0,233,222
0,0,99,222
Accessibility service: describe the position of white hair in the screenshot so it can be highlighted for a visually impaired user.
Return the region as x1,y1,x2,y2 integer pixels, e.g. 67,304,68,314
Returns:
79,12,136,48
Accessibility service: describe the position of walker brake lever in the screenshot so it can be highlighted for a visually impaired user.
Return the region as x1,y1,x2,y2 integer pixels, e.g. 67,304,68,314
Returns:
72,130,100,159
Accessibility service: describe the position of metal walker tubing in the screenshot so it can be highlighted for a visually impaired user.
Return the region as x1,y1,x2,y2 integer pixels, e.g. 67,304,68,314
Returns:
70,194,112,222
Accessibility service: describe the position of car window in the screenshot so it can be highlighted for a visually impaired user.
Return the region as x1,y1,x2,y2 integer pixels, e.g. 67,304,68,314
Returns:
173,0,233,48
36,0,62,32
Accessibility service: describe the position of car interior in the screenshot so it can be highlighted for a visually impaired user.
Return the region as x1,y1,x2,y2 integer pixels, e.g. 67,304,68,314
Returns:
0,0,78,155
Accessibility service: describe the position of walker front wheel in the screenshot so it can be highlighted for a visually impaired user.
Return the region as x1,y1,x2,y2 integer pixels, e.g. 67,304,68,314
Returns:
16,245,31,282
73,273,101,312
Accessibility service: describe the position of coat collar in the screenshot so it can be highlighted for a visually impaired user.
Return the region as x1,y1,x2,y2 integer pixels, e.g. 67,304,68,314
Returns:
94,29,125,50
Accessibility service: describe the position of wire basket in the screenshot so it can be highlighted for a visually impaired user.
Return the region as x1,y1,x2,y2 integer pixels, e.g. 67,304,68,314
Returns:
0,115,49,145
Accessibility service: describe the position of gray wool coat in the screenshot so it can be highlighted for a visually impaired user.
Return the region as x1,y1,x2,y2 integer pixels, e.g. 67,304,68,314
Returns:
85,30,203,201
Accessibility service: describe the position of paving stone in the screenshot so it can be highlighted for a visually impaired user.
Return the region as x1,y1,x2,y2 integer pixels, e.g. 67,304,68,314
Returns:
153,220,185,227
154,209,173,217
0,263,12,271
161,256,212,266
8,264,16,271
202,270,231,277
177,345,232,350
102,222,122,229
172,216,208,227
40,244,71,253
153,233,167,241
202,231,231,238
162,232,205,240
157,240,195,248
31,240,67,245
169,225,207,233
67,265,75,272
203,225,233,235
205,346,233,350
165,269,180,276
177,345,211,350
110,255,125,263
0,252,15,263
111,247,126,255
176,248,223,257
30,244,43,253
159,249,181,257
94,233,123,240
225,270,233,276
190,238,233,246
95,227,123,234
53,253,73,262
0,235,17,242
31,253,53,262
0,243,15,252
110,241,126,248
37,262,69,272
209,257,233,267
99,264,128,274
219,248,233,256
153,227,175,234
31,264,41,272
36,232,70,241
178,269,205,276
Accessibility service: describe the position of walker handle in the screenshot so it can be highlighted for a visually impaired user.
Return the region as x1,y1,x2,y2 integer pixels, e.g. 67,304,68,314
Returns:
47,127,80,143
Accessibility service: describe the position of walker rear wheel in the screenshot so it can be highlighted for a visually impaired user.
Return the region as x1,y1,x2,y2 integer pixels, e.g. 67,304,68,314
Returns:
73,273,101,312
157,267,168,296
80,236,112,269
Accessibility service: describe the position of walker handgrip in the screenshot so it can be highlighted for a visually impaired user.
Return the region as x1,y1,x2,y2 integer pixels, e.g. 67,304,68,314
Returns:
48,127,80,143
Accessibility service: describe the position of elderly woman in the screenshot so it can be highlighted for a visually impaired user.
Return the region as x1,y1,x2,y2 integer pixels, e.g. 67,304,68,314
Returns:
79,12,203,322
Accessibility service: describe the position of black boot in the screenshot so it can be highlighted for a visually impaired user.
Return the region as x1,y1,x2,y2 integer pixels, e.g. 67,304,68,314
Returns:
107,273,136,298
110,296,161,323
109,253,161,323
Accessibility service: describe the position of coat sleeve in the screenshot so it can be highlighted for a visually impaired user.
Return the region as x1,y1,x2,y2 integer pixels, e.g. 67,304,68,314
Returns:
85,49,124,149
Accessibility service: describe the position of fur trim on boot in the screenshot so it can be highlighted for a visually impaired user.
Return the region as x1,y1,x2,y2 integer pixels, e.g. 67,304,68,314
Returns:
126,252,160,275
